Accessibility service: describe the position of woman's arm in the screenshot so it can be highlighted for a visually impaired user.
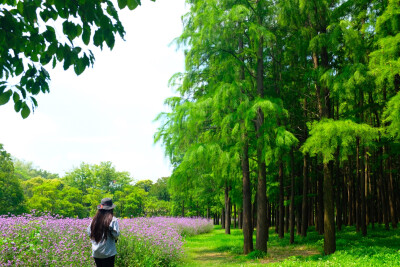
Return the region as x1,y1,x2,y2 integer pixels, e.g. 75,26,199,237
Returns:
109,217,120,239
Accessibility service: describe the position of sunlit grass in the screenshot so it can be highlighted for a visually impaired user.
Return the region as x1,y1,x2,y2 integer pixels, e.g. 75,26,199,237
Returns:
180,225,261,266
181,224,400,266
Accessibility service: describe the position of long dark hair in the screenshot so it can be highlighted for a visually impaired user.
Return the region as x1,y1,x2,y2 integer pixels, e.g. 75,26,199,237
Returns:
90,209,114,243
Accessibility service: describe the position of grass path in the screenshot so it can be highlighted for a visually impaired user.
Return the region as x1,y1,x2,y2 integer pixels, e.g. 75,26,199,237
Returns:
179,226,320,266
179,225,400,266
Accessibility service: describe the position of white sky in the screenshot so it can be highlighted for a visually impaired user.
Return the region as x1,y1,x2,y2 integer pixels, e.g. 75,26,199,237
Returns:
0,0,187,182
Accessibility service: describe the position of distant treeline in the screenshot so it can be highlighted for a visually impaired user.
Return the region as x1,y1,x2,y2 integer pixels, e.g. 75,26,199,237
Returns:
0,144,171,218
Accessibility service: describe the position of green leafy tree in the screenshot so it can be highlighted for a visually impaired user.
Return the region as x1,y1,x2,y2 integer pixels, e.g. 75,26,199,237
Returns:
83,187,107,216
384,92,400,140
23,177,89,217
144,196,170,217
0,0,151,118
149,177,170,201
63,162,94,195
64,161,132,194
13,159,59,180
21,176,45,199
93,161,131,194
135,179,153,193
0,144,26,214
114,185,147,217
59,186,88,218
24,178,63,214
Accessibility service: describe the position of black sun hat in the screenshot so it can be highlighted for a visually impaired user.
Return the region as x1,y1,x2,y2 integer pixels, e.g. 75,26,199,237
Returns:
97,198,116,210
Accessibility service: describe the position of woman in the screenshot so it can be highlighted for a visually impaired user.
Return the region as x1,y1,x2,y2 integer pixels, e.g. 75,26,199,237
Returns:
87,198,120,267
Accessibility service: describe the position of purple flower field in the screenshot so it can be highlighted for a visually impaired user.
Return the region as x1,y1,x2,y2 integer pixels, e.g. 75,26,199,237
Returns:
0,212,213,267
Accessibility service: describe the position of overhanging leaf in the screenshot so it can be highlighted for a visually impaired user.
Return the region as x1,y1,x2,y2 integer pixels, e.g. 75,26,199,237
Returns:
127,0,140,10
117,0,127,9
21,103,31,119
0,90,12,106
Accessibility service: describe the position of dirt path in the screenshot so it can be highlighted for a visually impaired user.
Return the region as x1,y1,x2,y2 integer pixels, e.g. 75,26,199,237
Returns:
182,245,320,266
259,245,320,264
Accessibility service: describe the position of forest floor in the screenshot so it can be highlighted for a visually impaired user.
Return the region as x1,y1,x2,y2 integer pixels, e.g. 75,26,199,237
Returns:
179,224,400,266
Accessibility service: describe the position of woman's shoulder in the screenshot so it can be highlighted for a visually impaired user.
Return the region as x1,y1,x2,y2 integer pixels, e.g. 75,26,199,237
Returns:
110,216,120,230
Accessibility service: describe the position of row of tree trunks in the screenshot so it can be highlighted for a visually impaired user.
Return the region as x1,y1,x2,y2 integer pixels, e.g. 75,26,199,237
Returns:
242,147,399,239
214,140,398,246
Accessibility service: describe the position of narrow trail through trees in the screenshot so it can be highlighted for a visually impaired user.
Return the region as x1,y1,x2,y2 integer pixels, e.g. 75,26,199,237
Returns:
181,227,320,266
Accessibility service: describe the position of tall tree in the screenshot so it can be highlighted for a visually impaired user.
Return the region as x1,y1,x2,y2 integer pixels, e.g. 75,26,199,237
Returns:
0,144,26,215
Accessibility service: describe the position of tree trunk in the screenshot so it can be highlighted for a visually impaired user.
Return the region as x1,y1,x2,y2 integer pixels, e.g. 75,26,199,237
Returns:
355,143,361,232
253,192,257,229
381,146,390,229
347,163,353,226
343,167,348,226
285,201,289,233
279,160,285,238
255,34,268,253
267,202,271,240
296,200,302,235
222,208,225,229
301,155,309,237
366,151,371,226
275,204,279,233
290,148,295,244
234,204,237,229
182,200,185,217
240,210,242,229
358,138,367,236
323,162,336,254
317,163,324,234
242,138,253,254
336,154,343,231
387,149,397,229
225,182,231,234
370,154,376,229
239,33,253,253
313,52,323,119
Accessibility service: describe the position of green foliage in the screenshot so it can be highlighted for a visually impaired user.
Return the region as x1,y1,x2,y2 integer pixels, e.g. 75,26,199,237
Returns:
1,148,173,219
114,185,147,217
156,0,301,223
13,159,59,181
149,177,171,201
247,250,268,260
22,178,88,218
383,91,400,140
301,119,379,163
0,144,26,215
135,179,153,192
0,0,149,118
145,196,171,217
369,0,400,89
63,161,132,194
2,157,157,218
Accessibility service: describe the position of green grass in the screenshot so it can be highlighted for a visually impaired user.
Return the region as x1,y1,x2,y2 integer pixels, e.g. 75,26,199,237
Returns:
179,225,261,266
179,224,400,266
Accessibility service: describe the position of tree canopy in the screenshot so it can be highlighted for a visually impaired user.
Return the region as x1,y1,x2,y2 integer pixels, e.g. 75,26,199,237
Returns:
155,0,400,256
0,0,152,118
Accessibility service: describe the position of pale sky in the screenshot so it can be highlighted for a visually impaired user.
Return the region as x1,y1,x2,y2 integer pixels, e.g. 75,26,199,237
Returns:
0,0,187,182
